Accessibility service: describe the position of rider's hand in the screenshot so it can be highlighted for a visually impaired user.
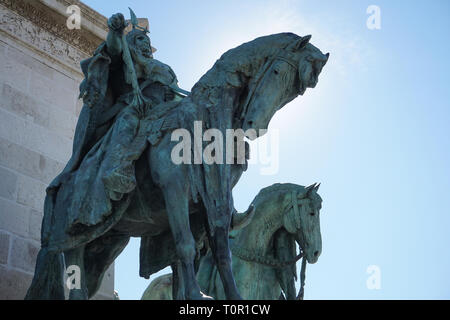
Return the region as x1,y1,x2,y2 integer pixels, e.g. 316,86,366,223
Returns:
164,89,175,102
133,90,147,118
137,101,147,118
108,13,128,33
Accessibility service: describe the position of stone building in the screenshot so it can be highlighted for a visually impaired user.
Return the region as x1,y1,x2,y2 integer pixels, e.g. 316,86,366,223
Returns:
0,0,114,299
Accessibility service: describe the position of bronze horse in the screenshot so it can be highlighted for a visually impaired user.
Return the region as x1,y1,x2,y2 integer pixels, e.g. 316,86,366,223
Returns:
26,32,328,300
142,183,323,300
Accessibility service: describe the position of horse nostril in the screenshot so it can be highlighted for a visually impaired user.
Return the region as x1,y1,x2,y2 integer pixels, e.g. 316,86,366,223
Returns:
314,251,319,257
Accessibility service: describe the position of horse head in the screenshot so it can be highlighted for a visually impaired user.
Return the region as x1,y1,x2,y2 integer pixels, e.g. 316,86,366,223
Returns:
281,183,323,264
231,183,323,264
241,35,329,138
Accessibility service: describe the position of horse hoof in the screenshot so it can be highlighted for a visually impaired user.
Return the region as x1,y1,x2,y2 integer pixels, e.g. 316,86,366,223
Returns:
199,293,214,300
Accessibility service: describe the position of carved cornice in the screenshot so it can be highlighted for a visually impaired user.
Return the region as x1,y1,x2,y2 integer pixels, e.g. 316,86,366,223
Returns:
0,0,106,56
54,0,108,33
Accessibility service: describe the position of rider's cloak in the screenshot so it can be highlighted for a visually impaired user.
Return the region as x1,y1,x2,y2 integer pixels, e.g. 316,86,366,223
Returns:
40,42,179,251
42,42,115,250
26,40,189,299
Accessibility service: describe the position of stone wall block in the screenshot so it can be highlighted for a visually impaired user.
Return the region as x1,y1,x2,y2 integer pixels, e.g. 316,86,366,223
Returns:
0,198,29,238
0,231,10,265
0,265,33,300
16,175,47,211
0,166,17,200
10,236,39,273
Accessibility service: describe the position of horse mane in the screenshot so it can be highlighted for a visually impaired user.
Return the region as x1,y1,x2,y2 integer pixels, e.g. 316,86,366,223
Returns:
183,34,304,237
191,32,301,95
252,183,307,206
215,32,300,70
230,183,308,268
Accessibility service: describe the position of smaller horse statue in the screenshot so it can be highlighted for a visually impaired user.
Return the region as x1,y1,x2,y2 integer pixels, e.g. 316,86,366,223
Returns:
142,183,322,300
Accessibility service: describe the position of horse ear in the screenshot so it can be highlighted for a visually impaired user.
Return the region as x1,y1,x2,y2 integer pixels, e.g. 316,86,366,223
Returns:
305,183,316,196
314,183,321,191
294,35,311,51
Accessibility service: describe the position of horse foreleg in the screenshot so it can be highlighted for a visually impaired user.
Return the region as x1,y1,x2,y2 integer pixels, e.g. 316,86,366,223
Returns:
149,135,211,300
209,225,242,300
171,261,185,300
84,232,130,299
64,245,88,300
161,182,208,299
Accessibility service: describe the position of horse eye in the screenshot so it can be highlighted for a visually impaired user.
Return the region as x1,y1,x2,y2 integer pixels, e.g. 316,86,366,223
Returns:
274,70,279,75
310,212,315,216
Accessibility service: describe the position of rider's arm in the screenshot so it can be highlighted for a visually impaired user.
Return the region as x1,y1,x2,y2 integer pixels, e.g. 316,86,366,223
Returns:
155,62,190,98
106,13,127,61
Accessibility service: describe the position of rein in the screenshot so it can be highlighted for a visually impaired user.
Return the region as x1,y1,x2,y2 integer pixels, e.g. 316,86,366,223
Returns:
239,51,299,120
230,189,309,298
231,246,303,269
231,190,305,266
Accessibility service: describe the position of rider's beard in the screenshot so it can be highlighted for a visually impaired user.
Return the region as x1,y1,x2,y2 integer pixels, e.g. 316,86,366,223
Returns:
130,45,153,77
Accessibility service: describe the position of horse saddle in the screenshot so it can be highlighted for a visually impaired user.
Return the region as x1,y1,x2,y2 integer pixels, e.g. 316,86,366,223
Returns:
146,100,181,146
96,94,182,146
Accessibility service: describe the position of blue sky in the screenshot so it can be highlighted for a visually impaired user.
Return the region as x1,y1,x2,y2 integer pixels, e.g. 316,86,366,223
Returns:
83,0,450,299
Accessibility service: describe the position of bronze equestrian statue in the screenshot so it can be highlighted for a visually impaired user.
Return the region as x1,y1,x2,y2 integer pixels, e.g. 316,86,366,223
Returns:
25,9,328,300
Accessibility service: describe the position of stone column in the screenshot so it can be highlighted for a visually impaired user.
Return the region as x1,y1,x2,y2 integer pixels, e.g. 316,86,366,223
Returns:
0,0,114,299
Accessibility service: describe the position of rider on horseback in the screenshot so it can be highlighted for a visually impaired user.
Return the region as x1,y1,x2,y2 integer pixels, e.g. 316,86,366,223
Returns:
25,11,189,299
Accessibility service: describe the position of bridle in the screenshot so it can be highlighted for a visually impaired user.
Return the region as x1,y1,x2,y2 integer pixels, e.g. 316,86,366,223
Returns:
230,189,310,299
238,49,300,120
231,190,309,264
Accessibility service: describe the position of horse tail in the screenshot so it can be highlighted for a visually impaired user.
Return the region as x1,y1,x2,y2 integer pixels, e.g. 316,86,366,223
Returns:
24,247,65,300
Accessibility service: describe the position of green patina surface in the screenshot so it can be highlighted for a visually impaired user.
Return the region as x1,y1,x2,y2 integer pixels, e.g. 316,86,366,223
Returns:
24,8,328,300
143,183,323,300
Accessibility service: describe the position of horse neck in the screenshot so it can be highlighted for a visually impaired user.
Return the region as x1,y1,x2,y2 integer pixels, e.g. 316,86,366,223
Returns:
191,39,281,98
233,199,284,254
